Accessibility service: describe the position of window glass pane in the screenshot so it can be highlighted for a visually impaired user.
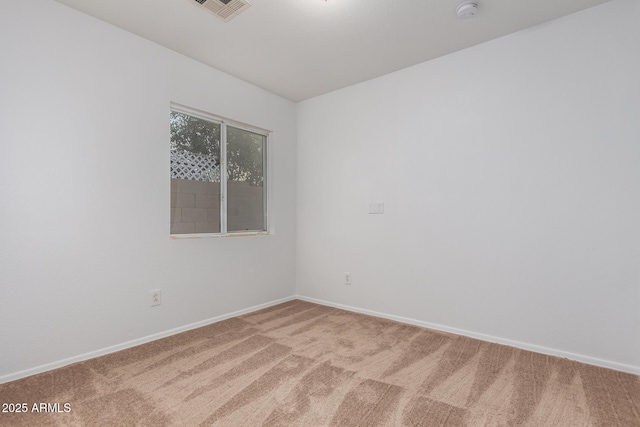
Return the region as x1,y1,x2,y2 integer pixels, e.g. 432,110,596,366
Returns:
170,111,221,234
226,126,266,232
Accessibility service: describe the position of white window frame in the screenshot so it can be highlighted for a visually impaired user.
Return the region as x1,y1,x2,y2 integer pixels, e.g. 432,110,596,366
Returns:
170,102,271,239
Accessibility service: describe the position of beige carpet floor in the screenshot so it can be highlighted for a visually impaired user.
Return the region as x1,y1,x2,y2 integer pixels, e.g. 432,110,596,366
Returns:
0,300,638,426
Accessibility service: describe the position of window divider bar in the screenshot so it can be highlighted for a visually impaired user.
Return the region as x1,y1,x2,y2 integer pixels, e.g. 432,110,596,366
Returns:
220,123,228,235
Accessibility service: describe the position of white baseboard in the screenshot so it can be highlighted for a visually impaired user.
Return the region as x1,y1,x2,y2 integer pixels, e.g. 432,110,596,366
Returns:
0,296,296,385
4,294,637,384
296,295,640,376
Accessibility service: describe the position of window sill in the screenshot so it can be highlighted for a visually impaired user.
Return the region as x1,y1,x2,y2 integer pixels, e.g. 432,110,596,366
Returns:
170,231,269,240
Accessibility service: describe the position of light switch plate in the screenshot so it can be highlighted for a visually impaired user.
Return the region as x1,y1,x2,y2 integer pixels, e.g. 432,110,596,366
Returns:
369,202,384,214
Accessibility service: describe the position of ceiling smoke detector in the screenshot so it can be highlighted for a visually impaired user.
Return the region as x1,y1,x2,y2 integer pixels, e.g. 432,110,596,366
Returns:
456,2,478,20
191,0,251,22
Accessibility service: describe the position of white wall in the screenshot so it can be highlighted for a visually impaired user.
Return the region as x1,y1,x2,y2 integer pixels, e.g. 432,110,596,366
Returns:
296,0,640,373
0,1,296,381
1,0,638,383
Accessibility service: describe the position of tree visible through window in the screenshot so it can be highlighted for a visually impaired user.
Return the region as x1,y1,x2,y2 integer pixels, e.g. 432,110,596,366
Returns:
170,107,267,235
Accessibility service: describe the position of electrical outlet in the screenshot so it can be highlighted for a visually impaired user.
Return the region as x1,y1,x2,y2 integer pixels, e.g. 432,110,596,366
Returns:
151,290,161,307
344,272,351,285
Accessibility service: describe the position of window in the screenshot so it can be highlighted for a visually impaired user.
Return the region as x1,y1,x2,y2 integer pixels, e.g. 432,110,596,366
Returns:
170,105,268,236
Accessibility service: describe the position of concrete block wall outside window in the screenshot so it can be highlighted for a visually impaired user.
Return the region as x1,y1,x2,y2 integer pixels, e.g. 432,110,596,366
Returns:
171,178,264,233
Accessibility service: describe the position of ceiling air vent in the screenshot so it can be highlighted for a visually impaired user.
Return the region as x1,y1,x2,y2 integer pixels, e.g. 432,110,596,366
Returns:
191,0,251,22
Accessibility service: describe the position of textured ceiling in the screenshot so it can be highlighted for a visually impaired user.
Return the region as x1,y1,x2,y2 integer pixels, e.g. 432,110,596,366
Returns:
54,0,613,102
